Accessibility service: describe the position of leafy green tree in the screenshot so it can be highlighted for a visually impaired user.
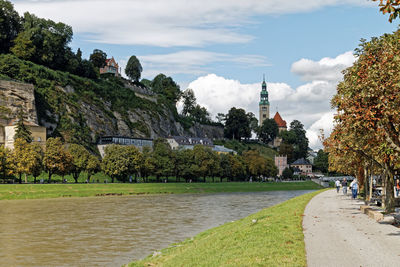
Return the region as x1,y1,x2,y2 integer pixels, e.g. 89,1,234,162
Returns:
125,55,143,82
151,74,181,103
86,154,100,182
43,137,73,183
257,118,278,144
278,142,294,163
247,112,259,133
0,145,12,180
14,107,32,143
152,138,172,182
0,0,21,54
181,89,197,116
126,145,142,182
10,138,32,183
281,120,309,160
101,144,130,183
177,149,197,183
216,113,226,124
224,107,251,140
313,149,329,173
193,145,215,182
89,49,107,69
139,146,155,182
282,167,293,179
29,142,43,183
11,12,73,70
67,143,90,183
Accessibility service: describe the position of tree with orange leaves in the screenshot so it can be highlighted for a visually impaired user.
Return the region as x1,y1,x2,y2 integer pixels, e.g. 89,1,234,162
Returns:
326,29,400,212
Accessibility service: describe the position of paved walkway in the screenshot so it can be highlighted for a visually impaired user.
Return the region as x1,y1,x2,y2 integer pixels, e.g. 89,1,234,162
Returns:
303,189,400,267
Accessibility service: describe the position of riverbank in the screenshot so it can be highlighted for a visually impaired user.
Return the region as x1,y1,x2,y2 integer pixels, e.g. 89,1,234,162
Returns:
126,189,325,267
0,181,322,200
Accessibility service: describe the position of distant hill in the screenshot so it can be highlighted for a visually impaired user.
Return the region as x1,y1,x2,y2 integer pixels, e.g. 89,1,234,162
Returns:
0,54,223,151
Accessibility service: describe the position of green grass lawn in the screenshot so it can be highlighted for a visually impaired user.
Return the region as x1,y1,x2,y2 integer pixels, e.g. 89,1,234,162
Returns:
0,181,322,200
126,190,324,267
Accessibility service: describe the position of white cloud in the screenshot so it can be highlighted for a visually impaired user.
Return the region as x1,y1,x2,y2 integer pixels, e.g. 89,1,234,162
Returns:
187,51,354,149
13,0,370,47
138,50,269,78
291,51,356,82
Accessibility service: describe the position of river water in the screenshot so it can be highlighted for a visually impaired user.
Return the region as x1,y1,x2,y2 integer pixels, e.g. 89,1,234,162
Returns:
0,190,312,266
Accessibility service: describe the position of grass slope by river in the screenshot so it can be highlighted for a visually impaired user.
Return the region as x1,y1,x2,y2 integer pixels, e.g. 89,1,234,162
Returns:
0,181,322,200
127,190,324,267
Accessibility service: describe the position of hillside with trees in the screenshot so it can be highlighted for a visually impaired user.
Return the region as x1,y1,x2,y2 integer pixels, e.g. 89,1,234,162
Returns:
0,1,223,152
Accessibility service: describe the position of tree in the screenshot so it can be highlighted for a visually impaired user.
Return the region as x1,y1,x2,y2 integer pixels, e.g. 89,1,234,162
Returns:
152,138,172,182
0,0,21,54
139,146,155,182
224,107,251,140
126,145,142,182
181,89,197,116
67,143,90,183
29,143,43,184
282,167,293,179
281,120,309,160
101,144,130,183
313,149,329,174
0,145,12,180
43,137,73,183
10,138,32,183
11,12,73,70
278,142,294,163
125,55,143,82
89,49,107,69
151,74,181,103
373,0,400,22
14,107,32,143
86,155,100,182
257,118,278,144
247,112,259,133
325,29,400,212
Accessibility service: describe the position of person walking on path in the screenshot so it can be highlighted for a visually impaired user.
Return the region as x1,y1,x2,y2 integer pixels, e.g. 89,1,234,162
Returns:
342,178,348,195
335,180,341,193
350,179,358,199
395,179,400,197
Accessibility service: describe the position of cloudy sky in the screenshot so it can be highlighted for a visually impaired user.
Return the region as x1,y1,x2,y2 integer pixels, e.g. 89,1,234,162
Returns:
12,0,398,149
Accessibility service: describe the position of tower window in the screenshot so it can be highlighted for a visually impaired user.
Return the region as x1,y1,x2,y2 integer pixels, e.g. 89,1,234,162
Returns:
263,114,266,118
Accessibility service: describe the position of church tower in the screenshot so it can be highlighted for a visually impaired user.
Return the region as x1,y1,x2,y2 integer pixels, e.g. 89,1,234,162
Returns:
259,75,270,126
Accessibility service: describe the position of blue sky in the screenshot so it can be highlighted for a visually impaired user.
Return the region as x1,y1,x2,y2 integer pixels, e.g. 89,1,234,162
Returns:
12,0,399,148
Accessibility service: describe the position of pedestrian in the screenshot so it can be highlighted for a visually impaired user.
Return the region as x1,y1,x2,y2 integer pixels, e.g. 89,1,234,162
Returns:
342,178,348,195
350,179,358,199
335,179,341,193
396,179,400,197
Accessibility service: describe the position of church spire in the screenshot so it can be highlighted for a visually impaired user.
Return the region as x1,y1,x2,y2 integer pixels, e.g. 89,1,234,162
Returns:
259,75,270,126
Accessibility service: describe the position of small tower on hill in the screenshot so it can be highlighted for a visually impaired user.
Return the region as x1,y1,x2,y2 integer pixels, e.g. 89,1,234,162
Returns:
259,75,270,126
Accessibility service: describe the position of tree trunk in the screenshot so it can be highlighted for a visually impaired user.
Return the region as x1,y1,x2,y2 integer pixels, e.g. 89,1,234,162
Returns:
220,177,223,183
384,165,395,213
19,173,22,184
48,171,52,183
111,177,114,183
74,173,79,183
34,176,37,184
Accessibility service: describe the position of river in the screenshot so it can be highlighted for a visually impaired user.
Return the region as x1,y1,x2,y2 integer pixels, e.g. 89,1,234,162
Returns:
0,190,312,266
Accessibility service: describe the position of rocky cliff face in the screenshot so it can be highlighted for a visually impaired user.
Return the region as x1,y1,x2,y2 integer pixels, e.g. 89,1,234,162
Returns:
0,79,224,146
0,80,38,125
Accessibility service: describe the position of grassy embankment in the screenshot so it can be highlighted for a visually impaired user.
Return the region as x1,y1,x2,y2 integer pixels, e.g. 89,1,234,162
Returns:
127,189,324,267
0,181,322,200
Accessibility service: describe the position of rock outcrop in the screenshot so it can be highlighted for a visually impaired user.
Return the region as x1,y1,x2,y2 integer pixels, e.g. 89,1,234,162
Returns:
0,79,224,146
